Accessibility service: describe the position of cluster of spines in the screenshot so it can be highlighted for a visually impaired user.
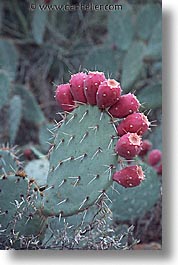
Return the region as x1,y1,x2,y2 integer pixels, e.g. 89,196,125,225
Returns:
0,145,23,178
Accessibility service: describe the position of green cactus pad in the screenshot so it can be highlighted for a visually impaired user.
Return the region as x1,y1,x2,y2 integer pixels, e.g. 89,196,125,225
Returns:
43,205,134,249
110,160,161,221
0,175,46,248
42,204,101,248
0,70,11,111
8,95,23,144
39,122,55,153
13,85,45,126
25,158,49,187
42,105,118,217
0,147,21,177
0,40,18,81
0,175,28,231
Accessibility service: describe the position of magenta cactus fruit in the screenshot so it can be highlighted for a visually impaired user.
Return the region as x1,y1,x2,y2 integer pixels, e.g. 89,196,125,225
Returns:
69,72,87,103
115,133,142,160
154,163,162,175
23,149,33,160
148,149,162,166
96,79,122,109
112,165,145,188
55,83,75,112
84,71,106,105
139,139,152,157
117,112,150,136
108,93,140,118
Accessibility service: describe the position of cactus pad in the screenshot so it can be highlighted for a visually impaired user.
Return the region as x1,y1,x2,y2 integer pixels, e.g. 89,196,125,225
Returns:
25,158,49,187
42,105,118,217
0,175,46,248
0,146,21,177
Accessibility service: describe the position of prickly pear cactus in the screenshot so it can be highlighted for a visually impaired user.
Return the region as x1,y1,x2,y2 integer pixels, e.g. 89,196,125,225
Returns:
40,70,153,219
42,105,118,217
0,68,160,249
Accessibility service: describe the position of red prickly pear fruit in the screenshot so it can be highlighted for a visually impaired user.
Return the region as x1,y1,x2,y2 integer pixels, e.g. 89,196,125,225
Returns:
69,72,87,104
44,0,52,3
115,133,142,160
139,139,152,157
112,165,145,188
23,149,33,160
108,93,140,118
111,44,117,51
84,71,106,105
96,79,122,109
117,112,150,136
55,83,75,112
154,163,162,175
148,149,162,166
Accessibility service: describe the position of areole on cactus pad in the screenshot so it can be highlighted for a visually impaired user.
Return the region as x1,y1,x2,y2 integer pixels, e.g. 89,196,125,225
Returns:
40,70,150,218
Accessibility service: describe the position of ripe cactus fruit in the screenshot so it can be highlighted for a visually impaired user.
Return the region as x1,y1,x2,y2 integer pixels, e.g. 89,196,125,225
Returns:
23,148,33,160
139,139,152,157
96,79,122,109
115,133,142,160
148,149,162,166
154,163,162,175
69,72,87,103
112,165,145,188
84,71,106,105
117,113,150,136
55,83,75,112
108,93,140,118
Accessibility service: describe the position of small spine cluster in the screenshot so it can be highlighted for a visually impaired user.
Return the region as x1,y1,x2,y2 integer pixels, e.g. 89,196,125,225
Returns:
55,71,151,189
